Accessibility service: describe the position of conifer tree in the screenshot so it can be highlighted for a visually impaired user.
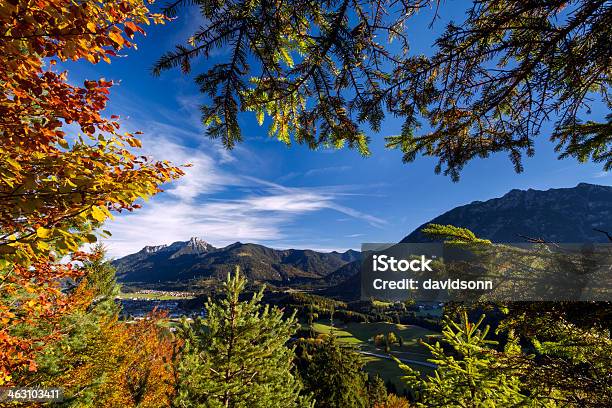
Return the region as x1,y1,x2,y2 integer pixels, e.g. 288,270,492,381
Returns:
497,303,612,407
398,312,531,407
153,0,611,180
174,268,312,408
298,333,370,408
366,374,389,407
420,223,612,406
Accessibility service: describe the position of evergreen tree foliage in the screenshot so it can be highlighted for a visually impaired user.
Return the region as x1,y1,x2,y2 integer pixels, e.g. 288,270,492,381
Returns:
398,312,533,407
174,268,312,408
297,333,370,408
497,303,612,407
420,224,492,245
154,0,611,180
413,223,612,406
366,374,389,407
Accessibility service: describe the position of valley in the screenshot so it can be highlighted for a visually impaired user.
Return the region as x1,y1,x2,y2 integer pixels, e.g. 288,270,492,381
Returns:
111,183,612,398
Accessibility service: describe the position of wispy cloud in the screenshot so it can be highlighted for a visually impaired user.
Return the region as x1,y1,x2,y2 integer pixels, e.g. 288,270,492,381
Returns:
594,171,608,178
304,166,351,177
277,165,351,182
102,122,384,257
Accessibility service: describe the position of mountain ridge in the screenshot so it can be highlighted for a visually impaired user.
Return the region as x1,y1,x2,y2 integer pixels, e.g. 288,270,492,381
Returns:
114,183,611,292
326,182,612,300
113,239,362,285
402,183,612,243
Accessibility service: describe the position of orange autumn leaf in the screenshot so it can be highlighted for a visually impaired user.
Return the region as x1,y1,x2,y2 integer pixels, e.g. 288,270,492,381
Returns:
56,311,179,406
0,0,183,385
109,28,126,46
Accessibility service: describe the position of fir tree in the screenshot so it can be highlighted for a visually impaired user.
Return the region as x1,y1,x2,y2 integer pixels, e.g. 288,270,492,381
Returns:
298,333,370,408
497,303,612,407
366,374,389,407
398,312,531,407
421,223,612,406
174,268,312,408
153,0,611,181
306,303,318,338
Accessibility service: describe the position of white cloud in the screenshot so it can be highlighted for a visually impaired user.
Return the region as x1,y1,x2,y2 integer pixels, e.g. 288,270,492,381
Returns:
102,134,385,258
594,171,608,178
327,203,386,228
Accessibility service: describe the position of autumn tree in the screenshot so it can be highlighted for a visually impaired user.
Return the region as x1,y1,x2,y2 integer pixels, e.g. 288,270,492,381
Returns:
154,0,610,180
387,332,398,347
0,0,182,385
373,334,386,348
57,312,178,407
374,394,413,408
374,332,399,353
174,269,312,407
24,247,178,407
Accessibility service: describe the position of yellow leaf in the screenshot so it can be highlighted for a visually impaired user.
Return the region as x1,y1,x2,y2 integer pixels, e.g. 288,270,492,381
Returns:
84,53,97,63
109,30,125,46
91,206,107,222
126,137,142,148
5,157,21,170
36,227,52,239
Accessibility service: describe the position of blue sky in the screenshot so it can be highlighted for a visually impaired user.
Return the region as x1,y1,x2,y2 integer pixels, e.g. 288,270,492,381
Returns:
62,3,610,257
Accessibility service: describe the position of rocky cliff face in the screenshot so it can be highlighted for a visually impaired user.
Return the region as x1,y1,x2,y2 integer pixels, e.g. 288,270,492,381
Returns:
401,183,612,243
168,237,215,259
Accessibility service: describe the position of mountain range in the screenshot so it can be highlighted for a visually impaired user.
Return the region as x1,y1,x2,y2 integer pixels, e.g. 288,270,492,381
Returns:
114,183,611,291
114,237,361,285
